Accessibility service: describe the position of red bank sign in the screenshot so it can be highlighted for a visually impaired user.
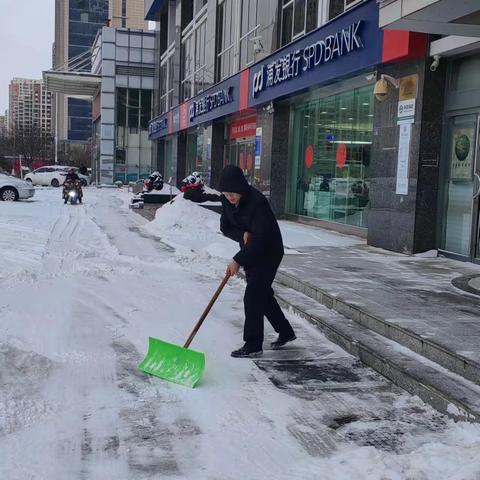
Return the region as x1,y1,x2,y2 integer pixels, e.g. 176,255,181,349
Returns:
229,116,257,140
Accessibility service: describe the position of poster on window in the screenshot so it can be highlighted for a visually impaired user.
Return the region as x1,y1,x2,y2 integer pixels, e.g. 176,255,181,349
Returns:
451,128,474,181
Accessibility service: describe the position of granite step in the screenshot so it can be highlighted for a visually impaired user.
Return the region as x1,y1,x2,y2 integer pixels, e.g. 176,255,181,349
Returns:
276,270,480,387
274,282,480,423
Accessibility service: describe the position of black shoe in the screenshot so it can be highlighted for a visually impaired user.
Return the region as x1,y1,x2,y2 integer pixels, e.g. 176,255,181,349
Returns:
231,344,263,358
271,333,296,349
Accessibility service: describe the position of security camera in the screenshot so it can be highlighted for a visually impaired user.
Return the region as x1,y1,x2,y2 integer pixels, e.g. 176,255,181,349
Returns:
430,55,441,72
373,74,399,102
250,35,264,55
263,101,274,114
374,77,389,102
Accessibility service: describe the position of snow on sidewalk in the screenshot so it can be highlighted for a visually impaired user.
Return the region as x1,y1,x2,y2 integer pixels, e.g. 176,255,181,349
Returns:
0,188,480,480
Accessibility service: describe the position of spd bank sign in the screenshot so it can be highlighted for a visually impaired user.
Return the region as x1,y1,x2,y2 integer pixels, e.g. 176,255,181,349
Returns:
248,0,383,106
252,22,363,98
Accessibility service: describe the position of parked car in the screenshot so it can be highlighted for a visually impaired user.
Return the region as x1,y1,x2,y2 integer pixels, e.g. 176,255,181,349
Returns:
24,165,90,187
0,172,35,201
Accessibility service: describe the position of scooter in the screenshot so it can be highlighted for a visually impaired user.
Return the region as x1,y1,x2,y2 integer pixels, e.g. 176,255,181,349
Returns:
63,180,83,205
143,172,164,192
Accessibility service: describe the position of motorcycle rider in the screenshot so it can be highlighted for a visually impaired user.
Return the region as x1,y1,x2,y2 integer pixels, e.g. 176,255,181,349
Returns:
63,168,82,204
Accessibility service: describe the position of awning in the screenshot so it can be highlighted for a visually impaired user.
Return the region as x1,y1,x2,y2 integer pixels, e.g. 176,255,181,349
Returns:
43,71,101,99
379,0,480,37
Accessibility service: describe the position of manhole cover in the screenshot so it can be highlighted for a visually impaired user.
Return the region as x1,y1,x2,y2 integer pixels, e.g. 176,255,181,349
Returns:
452,275,480,296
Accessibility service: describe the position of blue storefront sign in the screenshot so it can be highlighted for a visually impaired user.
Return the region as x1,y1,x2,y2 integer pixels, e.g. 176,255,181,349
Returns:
148,116,168,137
189,87,234,121
149,0,383,140
248,0,382,106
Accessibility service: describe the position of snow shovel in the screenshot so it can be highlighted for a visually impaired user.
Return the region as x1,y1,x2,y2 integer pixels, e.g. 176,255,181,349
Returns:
138,274,230,388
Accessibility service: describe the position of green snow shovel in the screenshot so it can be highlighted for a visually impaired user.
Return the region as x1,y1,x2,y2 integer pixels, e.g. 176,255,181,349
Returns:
138,274,230,388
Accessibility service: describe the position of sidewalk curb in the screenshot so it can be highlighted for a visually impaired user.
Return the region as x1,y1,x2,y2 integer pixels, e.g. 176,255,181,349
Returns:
276,270,480,387
274,284,480,423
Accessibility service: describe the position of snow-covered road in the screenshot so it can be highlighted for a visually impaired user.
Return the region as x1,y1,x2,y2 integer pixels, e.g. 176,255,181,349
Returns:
1,188,479,480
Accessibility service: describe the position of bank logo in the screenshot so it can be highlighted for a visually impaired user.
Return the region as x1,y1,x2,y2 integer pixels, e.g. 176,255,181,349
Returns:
252,67,264,98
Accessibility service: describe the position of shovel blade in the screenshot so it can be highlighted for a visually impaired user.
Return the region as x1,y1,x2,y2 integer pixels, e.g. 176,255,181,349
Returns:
138,337,205,388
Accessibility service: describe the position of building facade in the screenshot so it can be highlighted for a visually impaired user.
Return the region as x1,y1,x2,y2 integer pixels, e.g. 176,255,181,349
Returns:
91,27,156,184
109,0,150,29
8,78,53,137
0,113,7,138
54,0,109,145
377,0,480,262
146,0,479,261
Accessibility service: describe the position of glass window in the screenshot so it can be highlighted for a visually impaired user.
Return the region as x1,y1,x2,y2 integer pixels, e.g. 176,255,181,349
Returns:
306,0,318,33
288,86,374,228
449,56,480,93
140,90,152,130
181,11,207,100
128,89,140,129
116,88,127,127
281,2,293,46
328,0,345,20
281,0,317,46
293,0,305,37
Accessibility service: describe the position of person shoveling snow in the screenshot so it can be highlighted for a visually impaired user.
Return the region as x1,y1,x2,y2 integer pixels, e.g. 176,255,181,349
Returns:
219,165,296,358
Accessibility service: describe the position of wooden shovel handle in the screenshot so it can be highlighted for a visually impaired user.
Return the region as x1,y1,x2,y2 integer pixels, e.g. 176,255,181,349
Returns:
183,273,230,348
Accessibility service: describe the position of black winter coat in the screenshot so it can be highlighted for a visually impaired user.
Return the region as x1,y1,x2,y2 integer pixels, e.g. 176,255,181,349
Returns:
220,186,284,268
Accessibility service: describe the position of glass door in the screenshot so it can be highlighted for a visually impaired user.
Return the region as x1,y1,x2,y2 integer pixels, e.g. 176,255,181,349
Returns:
473,120,480,262
440,114,479,258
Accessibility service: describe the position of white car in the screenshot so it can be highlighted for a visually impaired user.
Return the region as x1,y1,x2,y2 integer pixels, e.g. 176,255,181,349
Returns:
0,172,35,201
24,165,90,187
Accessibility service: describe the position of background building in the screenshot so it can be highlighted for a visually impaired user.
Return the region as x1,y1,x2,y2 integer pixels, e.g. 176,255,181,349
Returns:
147,0,475,260
53,0,153,166
8,78,53,137
376,0,480,261
0,113,7,138
54,0,109,149
91,27,155,184
109,0,150,29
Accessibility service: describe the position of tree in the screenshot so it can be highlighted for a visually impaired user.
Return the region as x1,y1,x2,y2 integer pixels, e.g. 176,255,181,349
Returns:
0,126,54,168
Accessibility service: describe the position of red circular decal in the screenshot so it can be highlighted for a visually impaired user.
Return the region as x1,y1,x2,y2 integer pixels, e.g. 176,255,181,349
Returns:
304,145,314,169
246,153,253,171
336,144,347,168
239,152,245,170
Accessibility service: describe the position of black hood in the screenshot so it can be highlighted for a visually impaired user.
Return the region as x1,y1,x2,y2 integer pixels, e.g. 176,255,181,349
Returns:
218,165,249,194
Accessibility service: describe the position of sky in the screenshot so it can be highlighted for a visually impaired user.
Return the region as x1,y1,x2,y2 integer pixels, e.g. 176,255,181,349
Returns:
0,0,55,113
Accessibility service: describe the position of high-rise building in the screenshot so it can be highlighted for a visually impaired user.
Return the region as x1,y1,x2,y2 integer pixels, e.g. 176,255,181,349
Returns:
54,0,109,146
109,0,149,29
0,112,7,138
53,1,151,151
8,78,53,137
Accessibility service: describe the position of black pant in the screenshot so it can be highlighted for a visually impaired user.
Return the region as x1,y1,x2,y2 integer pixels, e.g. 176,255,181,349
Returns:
243,262,295,349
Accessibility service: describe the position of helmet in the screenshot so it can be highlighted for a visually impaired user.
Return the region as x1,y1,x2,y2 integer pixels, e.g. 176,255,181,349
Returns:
191,171,202,182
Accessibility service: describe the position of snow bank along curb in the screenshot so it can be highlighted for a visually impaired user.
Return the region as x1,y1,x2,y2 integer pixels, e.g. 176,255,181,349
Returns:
274,276,480,423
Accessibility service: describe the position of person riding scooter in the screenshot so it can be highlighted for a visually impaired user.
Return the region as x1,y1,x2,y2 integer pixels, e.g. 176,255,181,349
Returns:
63,169,83,204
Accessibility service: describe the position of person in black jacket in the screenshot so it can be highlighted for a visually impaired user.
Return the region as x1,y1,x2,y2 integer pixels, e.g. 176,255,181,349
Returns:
219,165,296,358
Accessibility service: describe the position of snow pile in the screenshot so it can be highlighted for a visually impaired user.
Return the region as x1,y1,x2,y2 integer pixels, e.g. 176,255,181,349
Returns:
143,195,237,259
143,182,180,195
0,200,58,282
